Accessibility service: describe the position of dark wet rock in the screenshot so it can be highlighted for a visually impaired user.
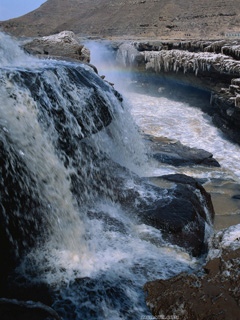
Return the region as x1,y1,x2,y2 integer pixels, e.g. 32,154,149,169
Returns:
146,135,220,167
210,92,240,144
138,174,214,256
0,298,61,320
79,150,214,257
232,194,240,200
163,173,214,214
1,63,115,153
144,224,240,320
87,210,127,233
0,131,49,295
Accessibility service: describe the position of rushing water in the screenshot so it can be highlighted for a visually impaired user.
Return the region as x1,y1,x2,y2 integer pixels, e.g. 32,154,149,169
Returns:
87,41,240,230
1,33,240,319
0,34,203,319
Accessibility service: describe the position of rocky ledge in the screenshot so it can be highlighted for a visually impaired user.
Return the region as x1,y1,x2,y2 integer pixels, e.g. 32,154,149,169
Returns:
116,40,240,144
22,31,90,63
144,223,240,320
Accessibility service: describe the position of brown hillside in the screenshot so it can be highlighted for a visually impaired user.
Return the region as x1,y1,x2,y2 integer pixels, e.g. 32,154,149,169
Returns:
0,0,240,39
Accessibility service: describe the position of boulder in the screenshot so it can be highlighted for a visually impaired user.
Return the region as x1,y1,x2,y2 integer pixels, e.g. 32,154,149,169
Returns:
76,151,214,257
104,163,214,256
138,174,214,256
144,224,240,320
145,135,220,167
23,31,90,63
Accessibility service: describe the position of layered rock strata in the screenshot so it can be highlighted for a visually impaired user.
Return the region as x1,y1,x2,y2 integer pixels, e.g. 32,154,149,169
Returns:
116,40,240,143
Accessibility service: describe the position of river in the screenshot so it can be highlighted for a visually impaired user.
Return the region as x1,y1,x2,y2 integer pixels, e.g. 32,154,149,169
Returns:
87,41,240,231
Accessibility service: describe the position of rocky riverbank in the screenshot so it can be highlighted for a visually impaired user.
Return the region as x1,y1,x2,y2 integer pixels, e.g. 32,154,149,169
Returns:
115,39,240,144
144,223,240,320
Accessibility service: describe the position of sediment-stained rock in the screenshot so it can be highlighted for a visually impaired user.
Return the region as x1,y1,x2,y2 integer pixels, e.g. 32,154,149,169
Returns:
144,223,240,320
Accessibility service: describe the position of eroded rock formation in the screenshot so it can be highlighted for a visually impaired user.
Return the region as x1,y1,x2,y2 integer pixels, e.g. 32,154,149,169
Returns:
116,40,240,143
23,31,90,63
146,135,220,167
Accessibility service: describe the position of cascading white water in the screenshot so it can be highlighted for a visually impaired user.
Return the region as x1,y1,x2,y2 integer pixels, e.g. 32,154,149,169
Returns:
1,34,201,319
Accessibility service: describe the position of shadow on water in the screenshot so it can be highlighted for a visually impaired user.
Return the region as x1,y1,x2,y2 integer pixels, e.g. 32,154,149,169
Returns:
128,72,212,111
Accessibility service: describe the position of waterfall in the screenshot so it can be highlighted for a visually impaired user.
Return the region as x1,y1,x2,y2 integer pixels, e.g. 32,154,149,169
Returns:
0,34,205,319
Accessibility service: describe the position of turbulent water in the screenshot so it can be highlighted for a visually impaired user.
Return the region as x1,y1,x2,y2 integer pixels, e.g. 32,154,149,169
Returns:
88,41,240,228
1,32,240,319
0,34,204,320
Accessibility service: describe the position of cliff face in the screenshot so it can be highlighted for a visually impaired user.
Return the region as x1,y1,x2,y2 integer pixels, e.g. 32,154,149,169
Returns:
0,0,240,39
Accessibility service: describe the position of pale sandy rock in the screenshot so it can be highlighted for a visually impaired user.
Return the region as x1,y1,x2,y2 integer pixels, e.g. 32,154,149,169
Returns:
23,31,90,63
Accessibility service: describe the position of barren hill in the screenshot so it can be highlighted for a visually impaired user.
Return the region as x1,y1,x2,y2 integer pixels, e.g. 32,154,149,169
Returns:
0,0,240,39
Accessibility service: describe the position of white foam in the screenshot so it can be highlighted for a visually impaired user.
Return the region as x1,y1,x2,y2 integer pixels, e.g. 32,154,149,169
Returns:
217,223,240,250
0,32,38,68
127,91,240,181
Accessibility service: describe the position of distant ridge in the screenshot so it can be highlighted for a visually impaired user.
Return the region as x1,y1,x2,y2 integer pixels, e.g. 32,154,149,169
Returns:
0,0,240,39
